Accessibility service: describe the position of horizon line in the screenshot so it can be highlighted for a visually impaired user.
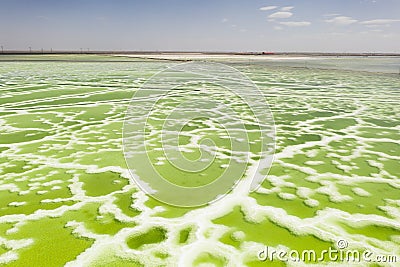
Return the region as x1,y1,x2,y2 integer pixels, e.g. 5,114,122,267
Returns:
1,51,400,56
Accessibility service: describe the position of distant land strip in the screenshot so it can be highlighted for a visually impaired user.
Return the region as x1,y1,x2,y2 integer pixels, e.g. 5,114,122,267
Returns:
0,51,400,57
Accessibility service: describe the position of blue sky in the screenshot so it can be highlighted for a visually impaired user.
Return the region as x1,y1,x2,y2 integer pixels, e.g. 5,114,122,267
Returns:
0,0,399,52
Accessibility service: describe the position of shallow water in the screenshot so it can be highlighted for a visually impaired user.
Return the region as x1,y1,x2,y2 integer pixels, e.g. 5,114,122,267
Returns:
243,56,400,74
0,55,399,266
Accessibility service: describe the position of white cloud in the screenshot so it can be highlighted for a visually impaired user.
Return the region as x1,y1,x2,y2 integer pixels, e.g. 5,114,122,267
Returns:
360,19,400,25
274,26,283,30
259,6,278,11
323,13,340,17
221,18,228,23
325,16,357,25
281,6,294,11
268,12,293,19
280,21,311,27
365,24,386,28
329,32,346,36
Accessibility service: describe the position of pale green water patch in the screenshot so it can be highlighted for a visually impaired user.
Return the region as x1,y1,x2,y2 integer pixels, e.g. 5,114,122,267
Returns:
340,223,400,242
79,171,129,197
213,206,332,257
6,217,94,267
193,252,227,267
126,227,167,250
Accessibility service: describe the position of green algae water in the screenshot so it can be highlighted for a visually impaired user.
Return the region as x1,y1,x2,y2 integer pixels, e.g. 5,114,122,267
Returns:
0,55,399,266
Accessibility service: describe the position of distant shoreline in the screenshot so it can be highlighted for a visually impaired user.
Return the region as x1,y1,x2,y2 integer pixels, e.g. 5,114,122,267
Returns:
0,51,400,57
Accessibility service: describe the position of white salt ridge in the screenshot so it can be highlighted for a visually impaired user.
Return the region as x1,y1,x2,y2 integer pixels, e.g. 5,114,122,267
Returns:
51,185,62,191
231,231,245,241
304,199,319,207
8,201,26,207
278,192,296,200
304,160,324,166
352,187,371,197
296,187,313,198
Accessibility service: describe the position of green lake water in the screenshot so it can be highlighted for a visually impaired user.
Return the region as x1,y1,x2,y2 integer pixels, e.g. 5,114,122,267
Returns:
0,55,399,266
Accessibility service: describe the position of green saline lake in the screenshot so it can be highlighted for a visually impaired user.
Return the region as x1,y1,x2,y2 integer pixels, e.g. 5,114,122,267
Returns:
0,54,399,266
